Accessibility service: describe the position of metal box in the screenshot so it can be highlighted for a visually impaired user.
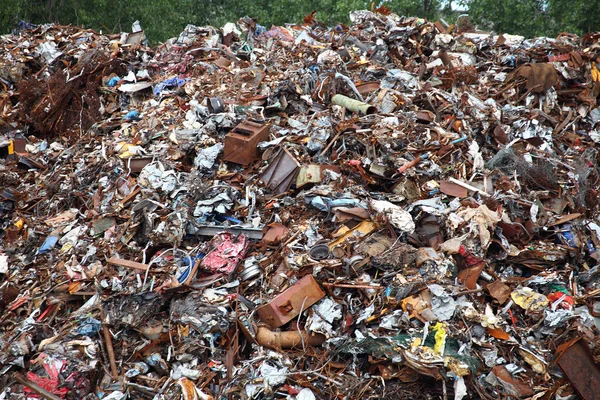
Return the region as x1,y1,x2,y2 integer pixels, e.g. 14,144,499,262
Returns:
257,275,325,328
223,120,270,165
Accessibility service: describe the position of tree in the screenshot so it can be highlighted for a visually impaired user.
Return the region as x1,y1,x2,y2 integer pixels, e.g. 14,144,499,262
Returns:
546,0,599,36
464,0,600,38
465,0,548,37
388,0,442,20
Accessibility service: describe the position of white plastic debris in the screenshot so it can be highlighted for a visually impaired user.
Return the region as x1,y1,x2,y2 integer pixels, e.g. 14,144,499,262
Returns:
307,297,343,337
429,284,456,321
101,391,126,400
0,255,8,274
454,376,468,400
138,162,179,192
223,22,241,37
297,388,316,400
356,303,375,324
35,41,62,64
457,204,500,249
171,365,202,380
194,143,224,169
370,200,415,233
259,362,288,387
468,141,485,172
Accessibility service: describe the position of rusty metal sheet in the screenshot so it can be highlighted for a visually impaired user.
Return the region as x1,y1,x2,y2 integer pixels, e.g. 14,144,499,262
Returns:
260,148,300,194
356,81,380,96
490,365,534,398
125,31,144,46
207,97,224,113
486,280,512,304
215,56,232,69
512,63,559,93
457,263,484,290
434,21,446,33
127,156,153,173
439,180,468,197
12,138,27,154
555,338,600,400
497,221,533,244
107,257,149,271
223,120,270,165
257,275,325,328
416,110,435,123
261,222,289,245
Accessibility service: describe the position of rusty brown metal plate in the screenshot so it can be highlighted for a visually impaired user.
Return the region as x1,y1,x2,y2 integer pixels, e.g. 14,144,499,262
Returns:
555,337,600,400
256,275,325,328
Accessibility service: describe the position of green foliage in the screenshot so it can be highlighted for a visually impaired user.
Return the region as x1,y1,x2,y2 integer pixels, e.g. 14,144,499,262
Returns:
0,0,444,44
465,0,600,38
546,0,599,35
389,0,441,20
4,0,597,44
466,0,547,37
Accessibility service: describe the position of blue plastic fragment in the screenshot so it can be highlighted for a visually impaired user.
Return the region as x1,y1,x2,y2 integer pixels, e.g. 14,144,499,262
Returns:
176,254,205,283
75,318,102,336
38,235,59,254
107,76,120,87
586,241,596,254
13,21,37,34
216,215,243,224
123,110,140,121
254,25,267,36
557,224,577,247
451,136,468,145
176,265,191,283
153,77,189,96
502,55,516,67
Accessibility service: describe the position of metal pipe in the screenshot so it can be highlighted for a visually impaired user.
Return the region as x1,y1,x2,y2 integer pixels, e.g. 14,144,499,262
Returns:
332,94,376,115
255,326,326,349
101,310,119,379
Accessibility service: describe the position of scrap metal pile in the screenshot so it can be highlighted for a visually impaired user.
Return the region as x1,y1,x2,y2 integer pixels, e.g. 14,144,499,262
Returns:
2,10,600,400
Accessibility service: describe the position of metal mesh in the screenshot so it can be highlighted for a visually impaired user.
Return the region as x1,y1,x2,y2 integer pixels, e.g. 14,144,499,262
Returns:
487,148,558,190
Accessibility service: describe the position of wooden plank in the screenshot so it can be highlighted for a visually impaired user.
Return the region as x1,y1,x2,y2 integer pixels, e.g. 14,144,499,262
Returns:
107,256,148,271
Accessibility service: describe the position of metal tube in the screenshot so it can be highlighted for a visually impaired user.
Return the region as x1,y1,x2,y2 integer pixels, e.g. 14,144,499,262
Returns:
332,94,376,115
255,326,326,349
